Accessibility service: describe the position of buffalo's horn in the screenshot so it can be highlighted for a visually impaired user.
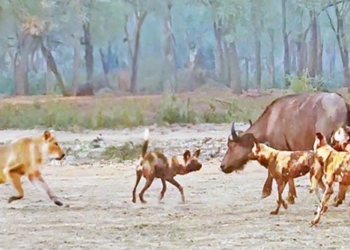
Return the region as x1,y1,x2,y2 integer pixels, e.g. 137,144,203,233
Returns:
230,122,239,141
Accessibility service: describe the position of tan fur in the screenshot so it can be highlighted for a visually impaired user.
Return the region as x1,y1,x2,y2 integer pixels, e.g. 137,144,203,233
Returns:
250,142,317,215
132,128,203,204
311,132,350,226
0,130,65,206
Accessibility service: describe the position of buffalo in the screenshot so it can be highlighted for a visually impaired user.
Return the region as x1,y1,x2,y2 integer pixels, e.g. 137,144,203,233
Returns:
220,92,350,204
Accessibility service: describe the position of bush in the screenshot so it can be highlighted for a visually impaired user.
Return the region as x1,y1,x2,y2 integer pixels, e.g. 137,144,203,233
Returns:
155,94,196,124
287,69,322,93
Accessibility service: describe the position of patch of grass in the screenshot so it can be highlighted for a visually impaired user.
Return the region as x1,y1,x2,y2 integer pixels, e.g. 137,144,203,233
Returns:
0,98,146,130
155,94,196,125
199,103,230,123
287,69,322,93
101,142,143,160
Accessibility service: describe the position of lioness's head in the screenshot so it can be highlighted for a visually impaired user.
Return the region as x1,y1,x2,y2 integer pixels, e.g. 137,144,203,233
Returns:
42,130,65,160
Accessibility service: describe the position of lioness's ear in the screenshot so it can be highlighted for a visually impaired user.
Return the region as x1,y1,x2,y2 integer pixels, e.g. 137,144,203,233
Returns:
44,130,51,141
183,150,191,163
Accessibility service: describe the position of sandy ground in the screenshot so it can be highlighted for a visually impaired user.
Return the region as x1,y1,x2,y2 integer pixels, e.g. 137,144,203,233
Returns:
0,125,349,250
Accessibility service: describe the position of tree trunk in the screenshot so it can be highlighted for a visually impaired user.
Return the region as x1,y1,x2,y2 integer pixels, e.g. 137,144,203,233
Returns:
251,1,262,89
162,1,177,92
99,46,112,89
316,30,323,76
244,57,250,90
229,41,242,94
308,13,318,77
130,11,147,94
326,4,350,91
72,37,81,96
268,28,276,88
14,34,36,95
41,39,69,96
281,0,290,88
83,22,94,83
213,19,225,82
330,46,336,79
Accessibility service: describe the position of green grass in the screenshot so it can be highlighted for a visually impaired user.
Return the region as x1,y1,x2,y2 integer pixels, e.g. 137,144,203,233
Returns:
0,93,272,130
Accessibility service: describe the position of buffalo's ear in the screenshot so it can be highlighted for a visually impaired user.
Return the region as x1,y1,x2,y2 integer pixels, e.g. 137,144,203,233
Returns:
240,133,257,147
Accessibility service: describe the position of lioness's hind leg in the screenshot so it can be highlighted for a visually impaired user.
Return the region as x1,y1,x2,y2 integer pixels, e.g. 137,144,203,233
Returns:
8,171,24,203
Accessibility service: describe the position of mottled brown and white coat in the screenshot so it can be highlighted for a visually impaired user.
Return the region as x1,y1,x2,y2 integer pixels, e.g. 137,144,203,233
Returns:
310,132,350,226
250,141,316,215
132,128,203,204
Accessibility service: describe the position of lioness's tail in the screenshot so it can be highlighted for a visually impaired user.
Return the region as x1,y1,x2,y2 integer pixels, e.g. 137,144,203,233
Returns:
142,128,149,158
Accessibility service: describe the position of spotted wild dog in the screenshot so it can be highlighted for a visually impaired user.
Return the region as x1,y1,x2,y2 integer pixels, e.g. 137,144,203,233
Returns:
310,132,350,226
250,140,317,215
132,128,202,204
0,130,65,206
328,125,350,207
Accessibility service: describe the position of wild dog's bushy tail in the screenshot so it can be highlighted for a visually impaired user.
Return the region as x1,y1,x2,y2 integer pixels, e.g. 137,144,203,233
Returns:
142,128,149,158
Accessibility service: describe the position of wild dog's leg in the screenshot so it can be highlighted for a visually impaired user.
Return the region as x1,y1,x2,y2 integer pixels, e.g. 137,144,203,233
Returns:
287,179,297,204
333,183,347,207
139,177,154,204
311,181,334,226
270,179,288,215
132,169,142,203
8,171,24,203
262,173,273,199
158,178,167,203
166,178,185,203
28,170,63,206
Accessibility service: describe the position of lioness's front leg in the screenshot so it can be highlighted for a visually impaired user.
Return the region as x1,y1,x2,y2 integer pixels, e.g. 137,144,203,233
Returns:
28,170,63,206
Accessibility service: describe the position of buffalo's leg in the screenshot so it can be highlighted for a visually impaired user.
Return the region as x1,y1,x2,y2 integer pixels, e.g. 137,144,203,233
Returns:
270,179,288,215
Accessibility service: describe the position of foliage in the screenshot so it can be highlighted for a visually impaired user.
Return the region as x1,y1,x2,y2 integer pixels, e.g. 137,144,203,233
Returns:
155,94,197,125
287,69,320,93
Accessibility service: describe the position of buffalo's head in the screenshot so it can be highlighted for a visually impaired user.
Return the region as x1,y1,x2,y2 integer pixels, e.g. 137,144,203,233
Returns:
220,122,256,174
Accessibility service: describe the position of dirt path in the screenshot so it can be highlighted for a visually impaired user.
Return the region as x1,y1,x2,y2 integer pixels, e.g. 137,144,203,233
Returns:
0,126,349,249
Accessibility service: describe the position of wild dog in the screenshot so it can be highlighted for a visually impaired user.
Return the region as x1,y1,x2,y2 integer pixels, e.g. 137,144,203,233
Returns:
311,132,350,226
250,140,317,215
0,130,65,206
328,125,350,207
132,128,202,204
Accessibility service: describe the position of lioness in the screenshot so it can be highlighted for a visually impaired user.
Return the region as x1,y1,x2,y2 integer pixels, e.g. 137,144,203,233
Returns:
1,130,65,206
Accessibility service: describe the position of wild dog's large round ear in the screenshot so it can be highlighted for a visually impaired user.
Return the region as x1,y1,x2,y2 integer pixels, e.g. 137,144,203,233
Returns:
44,130,51,140
193,149,201,158
315,132,324,141
183,150,191,162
